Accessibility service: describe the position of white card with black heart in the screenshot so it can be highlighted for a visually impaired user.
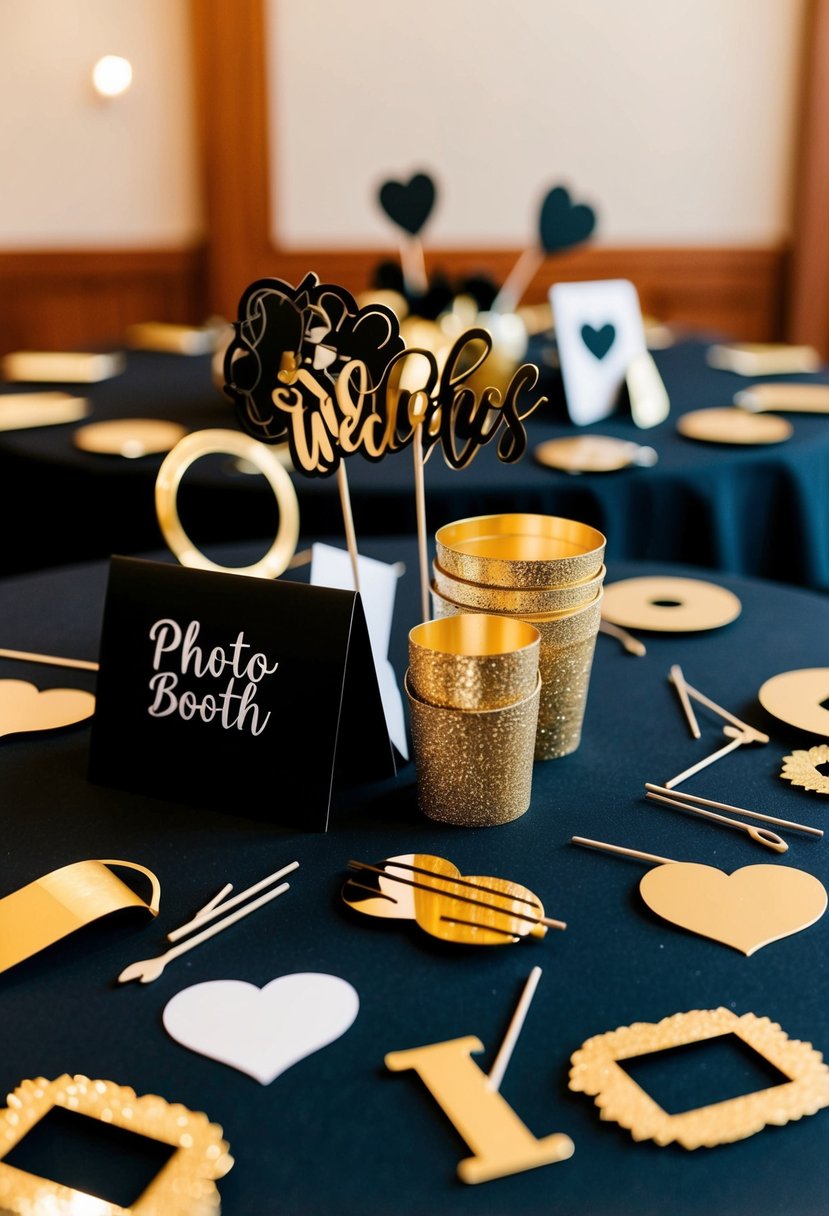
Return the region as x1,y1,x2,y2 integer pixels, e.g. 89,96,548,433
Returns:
551,279,647,426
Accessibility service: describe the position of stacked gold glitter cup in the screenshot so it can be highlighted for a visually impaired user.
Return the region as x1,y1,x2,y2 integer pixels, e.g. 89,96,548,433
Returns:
432,514,606,761
406,614,541,826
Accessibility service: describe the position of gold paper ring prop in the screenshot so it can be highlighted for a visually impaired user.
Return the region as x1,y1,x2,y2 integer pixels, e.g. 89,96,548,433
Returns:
155,429,299,579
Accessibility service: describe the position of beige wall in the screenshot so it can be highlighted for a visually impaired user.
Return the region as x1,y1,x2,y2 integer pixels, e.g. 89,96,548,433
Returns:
0,0,201,248
0,0,807,253
268,0,806,248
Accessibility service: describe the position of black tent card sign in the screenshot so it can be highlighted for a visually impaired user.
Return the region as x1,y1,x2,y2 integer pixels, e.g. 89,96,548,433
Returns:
88,557,394,830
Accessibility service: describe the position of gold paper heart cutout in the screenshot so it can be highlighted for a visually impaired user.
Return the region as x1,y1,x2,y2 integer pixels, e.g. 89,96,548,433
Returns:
0,679,95,738
639,862,827,956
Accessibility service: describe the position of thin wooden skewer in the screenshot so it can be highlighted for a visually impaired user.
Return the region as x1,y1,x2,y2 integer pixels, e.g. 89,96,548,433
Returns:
350,858,541,909
488,966,543,1092
0,647,99,672
347,860,566,930
669,664,700,738
678,677,769,744
645,791,787,853
167,862,299,942
664,727,748,789
599,620,647,656
492,248,545,313
336,462,361,595
571,836,676,866
413,421,430,623
189,882,234,924
118,881,292,984
645,783,823,838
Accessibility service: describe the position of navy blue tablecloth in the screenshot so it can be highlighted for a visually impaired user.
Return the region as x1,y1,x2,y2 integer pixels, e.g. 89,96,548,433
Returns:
2,340,829,589
1,541,828,1214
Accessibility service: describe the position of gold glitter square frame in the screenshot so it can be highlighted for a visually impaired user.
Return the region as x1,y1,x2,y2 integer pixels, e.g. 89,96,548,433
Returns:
0,1074,233,1215
569,1008,829,1150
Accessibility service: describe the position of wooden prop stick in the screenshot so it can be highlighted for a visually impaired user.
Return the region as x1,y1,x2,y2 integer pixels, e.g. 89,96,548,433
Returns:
599,621,646,657
664,727,749,789
669,665,701,739
677,677,769,744
167,861,300,942
487,966,543,1093
336,462,361,595
645,790,787,853
347,860,566,931
644,784,823,838
118,881,292,984
492,248,545,314
413,424,430,623
0,647,99,673
572,836,676,866
400,236,428,296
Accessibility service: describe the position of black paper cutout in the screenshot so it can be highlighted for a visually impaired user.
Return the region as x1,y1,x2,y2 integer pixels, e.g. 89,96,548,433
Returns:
89,558,394,831
539,185,597,253
224,273,547,476
224,275,404,446
378,172,436,236
580,323,616,360
372,261,498,318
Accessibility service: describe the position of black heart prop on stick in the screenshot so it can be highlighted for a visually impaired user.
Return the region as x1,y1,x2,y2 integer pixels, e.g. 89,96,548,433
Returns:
225,273,547,619
378,172,436,236
493,182,598,313
377,170,437,300
539,185,596,253
580,323,615,360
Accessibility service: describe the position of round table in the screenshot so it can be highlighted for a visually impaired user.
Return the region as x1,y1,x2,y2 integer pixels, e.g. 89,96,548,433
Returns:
1,542,828,1214
2,341,829,589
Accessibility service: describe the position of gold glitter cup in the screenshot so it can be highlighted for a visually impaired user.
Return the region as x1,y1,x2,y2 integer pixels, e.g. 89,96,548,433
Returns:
408,614,541,711
436,514,606,589
431,585,603,761
405,672,541,826
432,559,606,614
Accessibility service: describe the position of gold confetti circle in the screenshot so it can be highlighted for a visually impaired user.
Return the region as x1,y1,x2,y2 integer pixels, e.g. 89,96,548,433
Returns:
75,418,187,457
677,407,792,445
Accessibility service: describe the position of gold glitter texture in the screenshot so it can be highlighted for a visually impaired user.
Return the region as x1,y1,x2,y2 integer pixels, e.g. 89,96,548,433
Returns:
432,586,602,760
781,745,829,795
408,614,540,711
0,1074,232,1214
436,514,606,589
432,559,605,614
406,673,541,826
570,1008,829,1150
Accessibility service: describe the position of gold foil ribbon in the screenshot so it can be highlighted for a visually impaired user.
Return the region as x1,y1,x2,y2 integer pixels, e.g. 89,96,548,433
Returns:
0,860,160,974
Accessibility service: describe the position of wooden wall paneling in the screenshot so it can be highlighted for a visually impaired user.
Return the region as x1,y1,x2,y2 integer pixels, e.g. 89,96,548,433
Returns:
788,0,829,355
0,248,206,355
0,251,203,354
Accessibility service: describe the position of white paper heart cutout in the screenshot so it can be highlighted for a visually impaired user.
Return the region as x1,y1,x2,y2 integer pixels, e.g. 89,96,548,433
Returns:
162,973,359,1085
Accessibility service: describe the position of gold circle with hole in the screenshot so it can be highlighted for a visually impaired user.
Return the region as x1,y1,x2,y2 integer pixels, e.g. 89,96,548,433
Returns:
601,576,741,632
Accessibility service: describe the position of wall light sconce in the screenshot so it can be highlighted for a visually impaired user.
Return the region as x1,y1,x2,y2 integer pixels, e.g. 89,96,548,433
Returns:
92,55,133,99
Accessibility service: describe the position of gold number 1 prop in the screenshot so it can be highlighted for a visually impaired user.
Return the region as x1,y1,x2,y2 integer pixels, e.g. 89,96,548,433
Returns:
385,1036,574,1184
